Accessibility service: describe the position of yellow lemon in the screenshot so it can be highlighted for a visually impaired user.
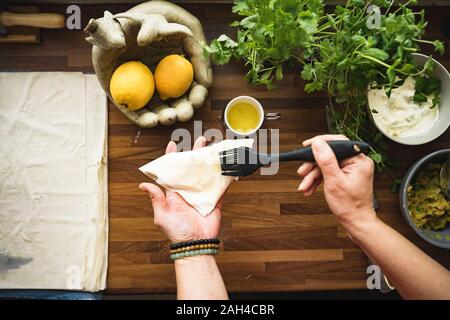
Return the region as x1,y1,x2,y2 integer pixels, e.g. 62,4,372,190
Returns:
110,61,155,111
155,55,194,100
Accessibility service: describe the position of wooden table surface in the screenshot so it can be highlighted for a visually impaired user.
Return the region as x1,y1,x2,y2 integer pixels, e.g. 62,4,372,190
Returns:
1,4,449,294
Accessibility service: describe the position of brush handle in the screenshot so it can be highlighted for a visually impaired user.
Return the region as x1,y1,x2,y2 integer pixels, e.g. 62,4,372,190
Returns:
272,140,370,162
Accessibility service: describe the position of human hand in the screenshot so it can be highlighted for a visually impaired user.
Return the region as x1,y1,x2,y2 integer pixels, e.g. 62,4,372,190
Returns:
297,134,377,229
139,136,222,244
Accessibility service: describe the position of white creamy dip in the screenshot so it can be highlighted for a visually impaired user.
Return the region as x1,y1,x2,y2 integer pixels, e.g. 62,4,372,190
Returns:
368,77,439,138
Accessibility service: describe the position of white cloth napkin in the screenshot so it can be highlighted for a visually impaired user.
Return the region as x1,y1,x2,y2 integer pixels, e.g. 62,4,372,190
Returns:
139,139,254,216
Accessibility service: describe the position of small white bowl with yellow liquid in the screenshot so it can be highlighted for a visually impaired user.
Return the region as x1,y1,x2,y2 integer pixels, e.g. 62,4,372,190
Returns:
224,96,265,136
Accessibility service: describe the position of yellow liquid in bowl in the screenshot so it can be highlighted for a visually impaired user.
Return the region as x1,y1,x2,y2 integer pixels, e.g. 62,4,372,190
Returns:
226,102,260,133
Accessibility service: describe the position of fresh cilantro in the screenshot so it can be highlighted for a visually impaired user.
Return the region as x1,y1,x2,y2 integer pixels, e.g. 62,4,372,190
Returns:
300,64,314,81
415,76,440,95
202,35,238,65
433,40,445,55
203,0,445,171
413,75,441,106
413,92,428,104
203,0,324,89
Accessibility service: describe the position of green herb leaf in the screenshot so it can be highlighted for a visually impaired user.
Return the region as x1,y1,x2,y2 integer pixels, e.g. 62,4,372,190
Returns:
276,65,283,81
304,81,322,93
297,11,319,34
232,0,249,14
217,34,238,48
414,75,441,105
370,152,383,164
413,92,428,104
431,94,440,108
301,64,314,81
433,40,445,55
362,48,390,62
202,36,237,65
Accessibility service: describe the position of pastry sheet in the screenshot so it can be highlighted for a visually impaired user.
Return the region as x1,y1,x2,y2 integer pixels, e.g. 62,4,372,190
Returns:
0,72,108,292
139,139,253,216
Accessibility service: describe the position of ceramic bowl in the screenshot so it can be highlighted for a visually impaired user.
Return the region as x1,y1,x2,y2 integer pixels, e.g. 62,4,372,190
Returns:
371,53,450,145
399,149,450,249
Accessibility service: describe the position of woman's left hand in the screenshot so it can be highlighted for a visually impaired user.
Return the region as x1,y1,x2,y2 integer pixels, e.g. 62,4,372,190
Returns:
139,136,222,244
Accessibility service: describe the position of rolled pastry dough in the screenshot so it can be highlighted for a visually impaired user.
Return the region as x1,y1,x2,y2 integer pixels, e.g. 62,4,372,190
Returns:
0,72,108,292
139,139,253,216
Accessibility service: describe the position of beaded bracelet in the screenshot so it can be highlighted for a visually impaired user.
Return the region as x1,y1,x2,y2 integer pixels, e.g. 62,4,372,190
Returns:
170,238,220,250
170,243,220,254
170,248,219,261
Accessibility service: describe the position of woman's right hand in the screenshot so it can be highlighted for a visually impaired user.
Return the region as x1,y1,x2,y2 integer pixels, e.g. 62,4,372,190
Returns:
297,134,378,231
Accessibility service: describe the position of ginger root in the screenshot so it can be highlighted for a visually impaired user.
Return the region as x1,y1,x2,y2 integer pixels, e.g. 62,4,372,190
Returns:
85,1,212,128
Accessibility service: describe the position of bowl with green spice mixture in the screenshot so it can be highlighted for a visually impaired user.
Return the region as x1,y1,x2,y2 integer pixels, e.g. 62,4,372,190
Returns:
400,149,450,249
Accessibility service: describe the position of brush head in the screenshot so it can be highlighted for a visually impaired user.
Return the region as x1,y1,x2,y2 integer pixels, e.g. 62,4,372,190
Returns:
219,147,266,177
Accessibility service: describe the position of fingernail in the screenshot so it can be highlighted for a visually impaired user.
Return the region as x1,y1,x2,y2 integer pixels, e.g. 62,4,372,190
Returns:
298,181,305,191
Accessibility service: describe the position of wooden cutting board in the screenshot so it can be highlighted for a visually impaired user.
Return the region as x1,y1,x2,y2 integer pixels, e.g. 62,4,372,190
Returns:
0,3,449,294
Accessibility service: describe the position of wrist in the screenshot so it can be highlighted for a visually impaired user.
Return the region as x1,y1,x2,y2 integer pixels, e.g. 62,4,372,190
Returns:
175,254,216,263
175,255,218,276
338,209,381,243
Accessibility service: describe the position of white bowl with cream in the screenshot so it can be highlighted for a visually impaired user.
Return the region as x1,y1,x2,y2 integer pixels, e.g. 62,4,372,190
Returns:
368,53,450,145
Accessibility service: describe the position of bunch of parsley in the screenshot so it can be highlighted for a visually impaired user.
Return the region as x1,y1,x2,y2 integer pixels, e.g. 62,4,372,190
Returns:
203,0,324,88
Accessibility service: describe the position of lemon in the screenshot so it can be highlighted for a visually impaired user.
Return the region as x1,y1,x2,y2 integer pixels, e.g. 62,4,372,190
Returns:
110,61,155,111
155,55,193,100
